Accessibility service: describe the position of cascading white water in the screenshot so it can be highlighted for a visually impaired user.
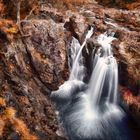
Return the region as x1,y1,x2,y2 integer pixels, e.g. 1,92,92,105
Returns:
87,32,118,107
68,37,81,69
51,26,94,109
51,31,130,140
69,27,94,81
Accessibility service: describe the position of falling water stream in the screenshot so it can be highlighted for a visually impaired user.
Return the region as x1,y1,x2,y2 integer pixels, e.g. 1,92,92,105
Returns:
51,28,133,140
69,27,94,81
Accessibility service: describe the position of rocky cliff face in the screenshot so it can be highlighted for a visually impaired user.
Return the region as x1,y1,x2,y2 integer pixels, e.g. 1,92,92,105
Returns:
0,0,140,139
0,10,68,139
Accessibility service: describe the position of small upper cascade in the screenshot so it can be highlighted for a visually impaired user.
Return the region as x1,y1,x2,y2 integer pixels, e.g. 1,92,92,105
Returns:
97,32,115,57
69,26,94,81
68,37,81,69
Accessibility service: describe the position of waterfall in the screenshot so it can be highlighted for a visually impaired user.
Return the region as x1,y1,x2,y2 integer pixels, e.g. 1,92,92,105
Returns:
51,27,94,108
69,26,94,81
51,31,131,140
67,37,81,70
87,32,118,108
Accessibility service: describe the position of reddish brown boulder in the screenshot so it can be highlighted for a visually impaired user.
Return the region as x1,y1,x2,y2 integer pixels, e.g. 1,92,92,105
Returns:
22,19,68,90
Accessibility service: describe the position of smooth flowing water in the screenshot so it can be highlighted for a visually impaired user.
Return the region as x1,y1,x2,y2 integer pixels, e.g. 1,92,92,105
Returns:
51,27,93,108
51,30,132,140
69,27,94,81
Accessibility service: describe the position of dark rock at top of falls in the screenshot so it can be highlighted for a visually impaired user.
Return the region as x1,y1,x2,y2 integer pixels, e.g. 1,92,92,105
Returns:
96,0,140,10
